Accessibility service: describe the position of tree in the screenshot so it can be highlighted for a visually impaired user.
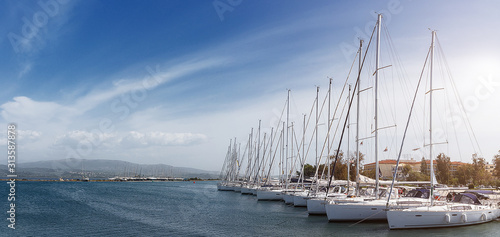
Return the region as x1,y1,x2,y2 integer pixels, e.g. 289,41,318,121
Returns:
455,163,473,185
471,154,490,186
299,164,315,178
493,150,500,178
420,157,429,175
348,152,365,182
401,165,412,180
361,169,376,179
435,153,451,184
328,150,348,180
407,171,428,181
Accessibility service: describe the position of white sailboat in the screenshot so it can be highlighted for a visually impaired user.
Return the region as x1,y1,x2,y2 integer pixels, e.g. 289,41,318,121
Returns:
217,140,237,191
326,13,387,222
291,87,321,207
307,78,357,214
257,121,285,201
388,190,500,229
386,30,500,229
325,14,439,222
306,182,352,215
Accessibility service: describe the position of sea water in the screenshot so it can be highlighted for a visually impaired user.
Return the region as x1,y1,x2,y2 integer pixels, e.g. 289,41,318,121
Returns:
2,181,499,236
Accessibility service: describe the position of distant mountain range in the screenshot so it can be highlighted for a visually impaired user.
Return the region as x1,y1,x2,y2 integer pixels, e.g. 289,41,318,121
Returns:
0,158,218,179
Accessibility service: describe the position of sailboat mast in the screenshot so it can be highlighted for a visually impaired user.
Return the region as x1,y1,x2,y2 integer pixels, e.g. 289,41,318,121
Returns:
302,114,306,188
374,13,382,198
281,121,285,185
356,39,363,196
315,86,319,173
290,122,294,186
256,121,261,186
328,79,332,184
347,84,351,190
264,127,274,186
248,130,253,182
286,90,290,188
430,30,435,205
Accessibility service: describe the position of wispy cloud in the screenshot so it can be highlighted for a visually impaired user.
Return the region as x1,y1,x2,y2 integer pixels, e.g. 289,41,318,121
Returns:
18,62,32,78
7,0,78,77
121,131,207,147
73,57,226,113
53,130,207,150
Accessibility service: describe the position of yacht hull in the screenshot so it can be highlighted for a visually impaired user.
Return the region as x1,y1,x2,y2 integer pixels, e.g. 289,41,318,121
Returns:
293,194,308,207
217,184,233,191
257,189,283,201
326,202,387,221
241,187,253,195
387,206,500,229
283,193,294,204
307,198,327,215
233,186,242,192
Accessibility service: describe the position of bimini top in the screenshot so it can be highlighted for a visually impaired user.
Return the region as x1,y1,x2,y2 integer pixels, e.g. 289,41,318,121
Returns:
452,192,481,205
405,188,430,198
465,190,495,195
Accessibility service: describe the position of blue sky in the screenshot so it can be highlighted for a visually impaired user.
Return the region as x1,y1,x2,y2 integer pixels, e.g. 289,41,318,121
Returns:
1,0,499,171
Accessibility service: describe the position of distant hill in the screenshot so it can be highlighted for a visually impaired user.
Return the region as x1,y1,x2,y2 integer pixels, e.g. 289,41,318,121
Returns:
0,159,218,179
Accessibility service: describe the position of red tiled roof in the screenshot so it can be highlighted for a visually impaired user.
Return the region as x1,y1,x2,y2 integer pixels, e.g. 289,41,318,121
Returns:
365,159,468,166
365,159,419,165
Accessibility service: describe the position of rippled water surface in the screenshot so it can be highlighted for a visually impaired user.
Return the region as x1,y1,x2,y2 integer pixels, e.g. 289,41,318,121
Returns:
4,181,500,236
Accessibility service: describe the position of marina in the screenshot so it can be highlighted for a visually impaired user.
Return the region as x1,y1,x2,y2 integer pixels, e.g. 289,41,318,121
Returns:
2,1,500,235
217,13,500,230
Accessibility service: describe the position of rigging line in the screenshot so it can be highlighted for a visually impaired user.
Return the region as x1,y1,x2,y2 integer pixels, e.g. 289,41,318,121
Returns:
436,36,482,156
312,53,360,186
384,28,399,124
259,133,269,181
289,90,300,122
265,128,283,184
422,61,430,151
316,73,355,183
384,26,410,119
303,95,316,137
305,97,319,157
290,124,305,176
314,48,362,182
386,43,431,206
440,58,453,158
311,85,331,178
269,92,289,152
434,52,449,142
251,139,260,181
381,25,398,125
301,96,321,189
315,86,349,180
240,139,251,178
320,92,352,180
295,95,318,177
254,130,268,184
327,18,377,193
327,90,350,160
319,86,329,124
443,75,464,160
